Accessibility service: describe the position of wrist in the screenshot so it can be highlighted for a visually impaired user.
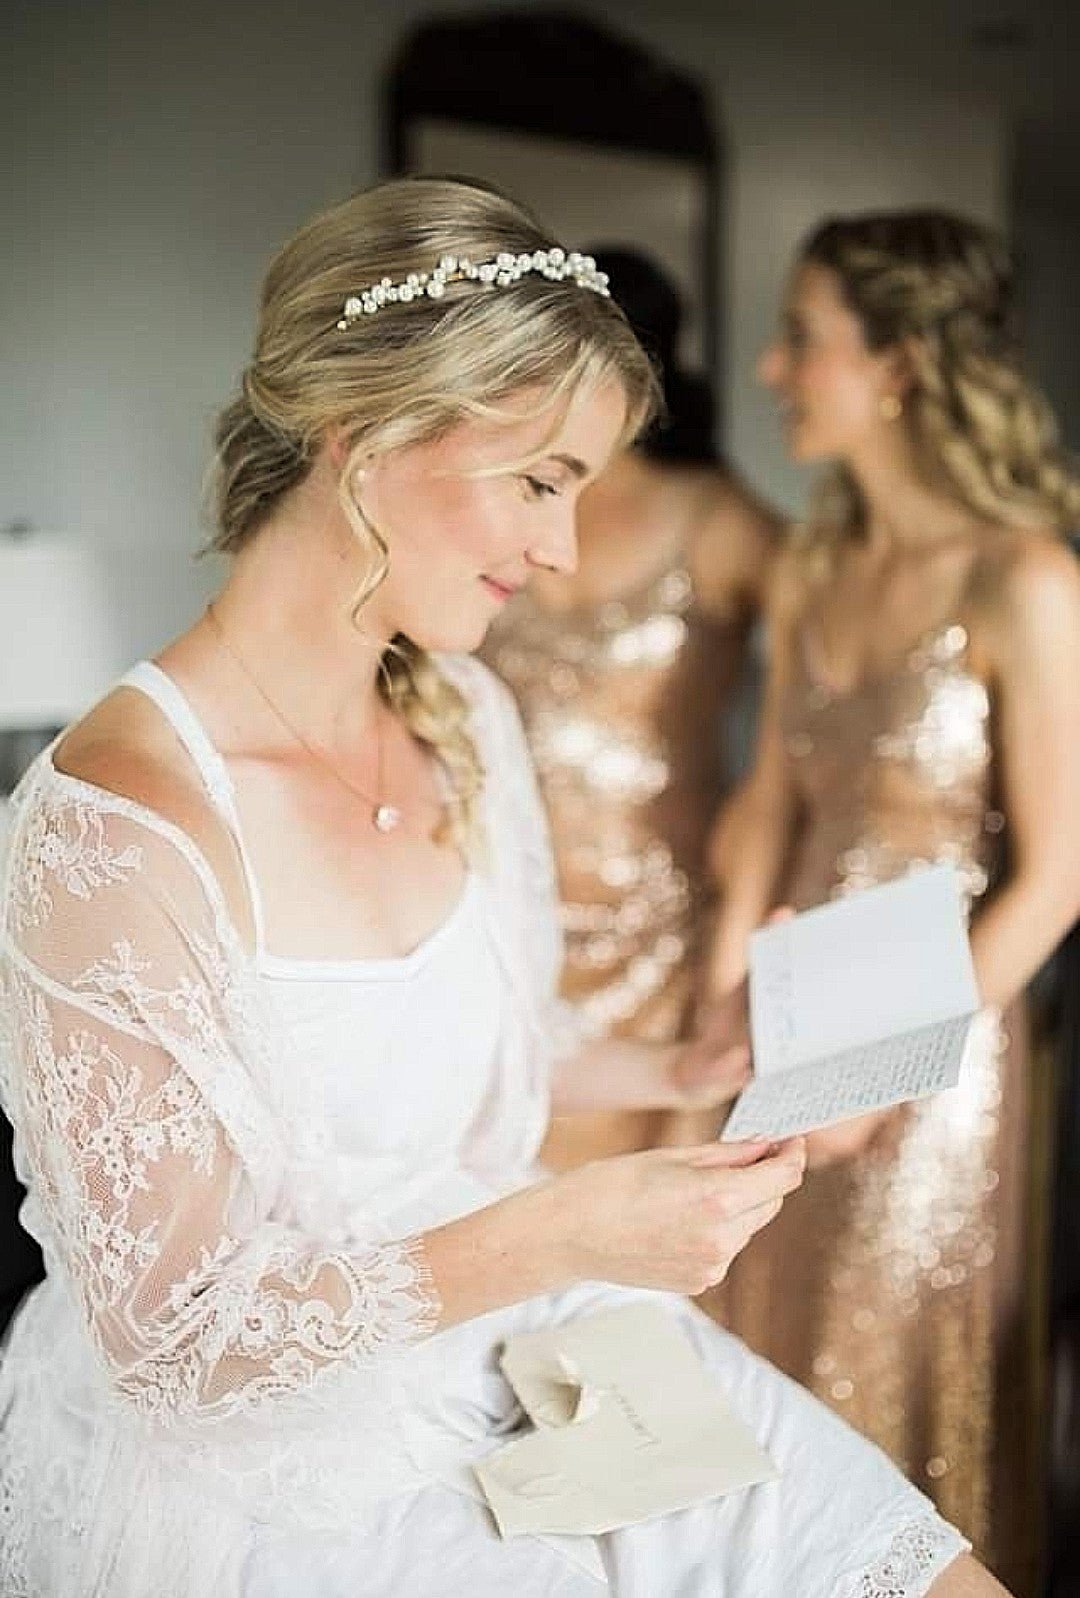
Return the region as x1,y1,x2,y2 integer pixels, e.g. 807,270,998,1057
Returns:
491,1174,582,1298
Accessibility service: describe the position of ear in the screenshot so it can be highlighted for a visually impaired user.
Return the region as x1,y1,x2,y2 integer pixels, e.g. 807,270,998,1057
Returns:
881,338,920,402
324,424,355,472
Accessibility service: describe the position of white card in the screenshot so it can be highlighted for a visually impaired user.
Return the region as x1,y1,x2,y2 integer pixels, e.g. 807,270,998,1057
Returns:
473,1304,777,1538
722,865,979,1141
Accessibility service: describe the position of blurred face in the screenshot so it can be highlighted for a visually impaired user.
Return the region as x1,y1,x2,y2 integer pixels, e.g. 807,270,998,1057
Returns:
358,379,628,652
757,261,900,463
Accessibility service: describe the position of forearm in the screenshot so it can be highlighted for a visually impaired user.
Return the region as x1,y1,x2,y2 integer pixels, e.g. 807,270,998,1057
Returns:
707,796,793,992
421,1178,575,1329
550,1035,680,1113
970,870,1080,1009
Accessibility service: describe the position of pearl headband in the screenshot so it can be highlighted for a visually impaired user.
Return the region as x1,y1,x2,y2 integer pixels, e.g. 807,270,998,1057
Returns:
336,249,610,329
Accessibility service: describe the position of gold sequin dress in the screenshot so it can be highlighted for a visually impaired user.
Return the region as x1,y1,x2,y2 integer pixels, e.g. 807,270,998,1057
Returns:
716,618,1041,1593
485,561,742,1165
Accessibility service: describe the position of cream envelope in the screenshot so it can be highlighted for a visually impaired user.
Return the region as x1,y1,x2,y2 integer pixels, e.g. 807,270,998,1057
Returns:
474,1304,778,1538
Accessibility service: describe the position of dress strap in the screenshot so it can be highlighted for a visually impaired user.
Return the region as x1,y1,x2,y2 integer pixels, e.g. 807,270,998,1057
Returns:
117,661,268,950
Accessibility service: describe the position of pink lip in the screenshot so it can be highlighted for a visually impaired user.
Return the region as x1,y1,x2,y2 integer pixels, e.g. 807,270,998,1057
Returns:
480,576,521,602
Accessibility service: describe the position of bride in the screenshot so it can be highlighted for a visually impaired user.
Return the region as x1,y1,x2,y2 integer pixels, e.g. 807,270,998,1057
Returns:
0,178,1007,1596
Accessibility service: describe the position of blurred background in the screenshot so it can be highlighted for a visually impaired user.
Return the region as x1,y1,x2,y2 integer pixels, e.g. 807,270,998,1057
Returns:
2,2,1078,1591
3,0,1077,561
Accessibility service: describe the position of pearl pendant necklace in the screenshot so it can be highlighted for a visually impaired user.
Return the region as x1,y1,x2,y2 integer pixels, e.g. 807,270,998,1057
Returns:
205,604,411,837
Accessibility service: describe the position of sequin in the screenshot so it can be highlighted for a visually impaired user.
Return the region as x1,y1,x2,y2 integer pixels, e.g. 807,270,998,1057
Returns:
716,616,1040,1586
484,562,734,1053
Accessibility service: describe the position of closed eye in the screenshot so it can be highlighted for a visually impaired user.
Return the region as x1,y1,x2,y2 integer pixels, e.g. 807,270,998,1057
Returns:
522,475,561,500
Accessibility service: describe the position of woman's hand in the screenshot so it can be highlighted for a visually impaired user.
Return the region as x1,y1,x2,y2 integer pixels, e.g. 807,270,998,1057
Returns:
664,981,752,1110
550,997,749,1116
550,1136,807,1296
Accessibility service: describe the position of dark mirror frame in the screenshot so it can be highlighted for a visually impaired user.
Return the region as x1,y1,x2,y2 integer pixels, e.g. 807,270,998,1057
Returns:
384,8,724,431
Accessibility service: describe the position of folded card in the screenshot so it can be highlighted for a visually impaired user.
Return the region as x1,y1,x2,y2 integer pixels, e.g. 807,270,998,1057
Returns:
473,1303,777,1538
722,864,980,1142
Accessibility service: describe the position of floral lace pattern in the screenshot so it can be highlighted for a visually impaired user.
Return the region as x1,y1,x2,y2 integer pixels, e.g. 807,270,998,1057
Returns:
840,1515,967,1597
10,777,143,934
0,658,570,1446
2,759,441,1429
0,660,976,1598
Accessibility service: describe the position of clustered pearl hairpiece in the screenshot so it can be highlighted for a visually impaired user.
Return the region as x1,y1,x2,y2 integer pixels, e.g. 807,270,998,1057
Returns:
336,248,610,329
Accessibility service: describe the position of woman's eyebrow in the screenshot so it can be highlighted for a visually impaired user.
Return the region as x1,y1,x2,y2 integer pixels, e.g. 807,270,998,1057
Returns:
546,453,590,479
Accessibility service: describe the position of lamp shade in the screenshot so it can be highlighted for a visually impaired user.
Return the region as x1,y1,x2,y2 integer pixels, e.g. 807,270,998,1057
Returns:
0,533,220,730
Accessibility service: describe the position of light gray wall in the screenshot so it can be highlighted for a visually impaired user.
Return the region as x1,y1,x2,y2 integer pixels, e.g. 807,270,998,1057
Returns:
0,0,1019,601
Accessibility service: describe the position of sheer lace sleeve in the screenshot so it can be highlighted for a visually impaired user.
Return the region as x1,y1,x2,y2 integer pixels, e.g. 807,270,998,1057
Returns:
0,766,439,1429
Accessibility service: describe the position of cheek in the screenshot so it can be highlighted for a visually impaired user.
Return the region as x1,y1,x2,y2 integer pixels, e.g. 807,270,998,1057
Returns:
801,355,878,428
390,481,527,606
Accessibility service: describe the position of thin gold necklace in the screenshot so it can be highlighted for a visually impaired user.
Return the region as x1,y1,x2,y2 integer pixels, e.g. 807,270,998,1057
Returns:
205,601,415,835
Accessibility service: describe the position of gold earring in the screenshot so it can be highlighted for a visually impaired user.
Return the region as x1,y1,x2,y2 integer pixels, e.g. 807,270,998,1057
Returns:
880,395,903,421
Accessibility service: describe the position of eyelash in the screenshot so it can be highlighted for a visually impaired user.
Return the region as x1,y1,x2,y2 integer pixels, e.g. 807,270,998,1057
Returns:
523,475,560,501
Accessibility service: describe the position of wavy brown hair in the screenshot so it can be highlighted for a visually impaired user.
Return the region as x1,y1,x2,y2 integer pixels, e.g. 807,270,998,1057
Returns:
798,209,1080,551
207,177,658,851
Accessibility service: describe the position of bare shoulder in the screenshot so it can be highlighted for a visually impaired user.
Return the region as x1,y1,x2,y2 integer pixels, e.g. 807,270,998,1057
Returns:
688,466,784,614
999,528,1080,607
52,688,252,930
979,529,1080,653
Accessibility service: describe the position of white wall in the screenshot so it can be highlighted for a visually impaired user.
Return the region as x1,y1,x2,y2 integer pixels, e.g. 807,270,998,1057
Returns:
1,0,1012,593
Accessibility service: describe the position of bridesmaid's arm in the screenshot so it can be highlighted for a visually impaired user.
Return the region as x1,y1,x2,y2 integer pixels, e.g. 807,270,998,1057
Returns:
704,546,802,994
550,980,751,1115
688,466,785,625
969,535,1080,1007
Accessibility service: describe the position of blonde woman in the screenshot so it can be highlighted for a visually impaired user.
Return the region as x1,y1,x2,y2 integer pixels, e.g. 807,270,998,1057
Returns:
707,209,1080,1595
0,181,1005,1597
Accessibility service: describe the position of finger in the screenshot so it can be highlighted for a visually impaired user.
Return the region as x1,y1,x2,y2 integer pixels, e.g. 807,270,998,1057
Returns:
681,1134,804,1169
677,1137,776,1168
700,1194,787,1289
764,905,796,926
700,1147,807,1211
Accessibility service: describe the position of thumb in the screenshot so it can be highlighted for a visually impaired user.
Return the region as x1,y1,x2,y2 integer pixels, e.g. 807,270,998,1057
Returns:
677,1137,776,1168
680,1134,806,1170
764,905,796,926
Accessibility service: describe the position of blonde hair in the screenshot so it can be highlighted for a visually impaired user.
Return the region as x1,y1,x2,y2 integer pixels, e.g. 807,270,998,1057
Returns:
796,209,1080,558
209,177,658,851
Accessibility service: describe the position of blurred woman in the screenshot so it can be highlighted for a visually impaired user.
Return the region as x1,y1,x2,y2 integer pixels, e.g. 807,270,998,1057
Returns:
486,249,781,1169
706,209,1080,1594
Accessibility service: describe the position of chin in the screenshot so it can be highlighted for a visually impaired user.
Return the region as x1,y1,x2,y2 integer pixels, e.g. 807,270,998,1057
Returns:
787,427,836,465
401,614,491,658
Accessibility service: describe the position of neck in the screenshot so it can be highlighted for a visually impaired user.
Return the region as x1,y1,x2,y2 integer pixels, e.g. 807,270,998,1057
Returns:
209,488,396,753
845,434,971,554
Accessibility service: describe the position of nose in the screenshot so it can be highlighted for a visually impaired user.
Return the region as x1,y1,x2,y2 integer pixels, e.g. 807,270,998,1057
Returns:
526,508,578,577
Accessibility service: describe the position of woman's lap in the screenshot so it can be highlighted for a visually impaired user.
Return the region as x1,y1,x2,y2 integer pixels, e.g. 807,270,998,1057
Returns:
243,1286,969,1597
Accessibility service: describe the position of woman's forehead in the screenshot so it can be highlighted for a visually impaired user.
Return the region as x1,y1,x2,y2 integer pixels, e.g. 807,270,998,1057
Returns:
428,378,629,472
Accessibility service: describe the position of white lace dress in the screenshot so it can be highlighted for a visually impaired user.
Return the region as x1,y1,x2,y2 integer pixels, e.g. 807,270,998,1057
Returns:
0,655,969,1597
